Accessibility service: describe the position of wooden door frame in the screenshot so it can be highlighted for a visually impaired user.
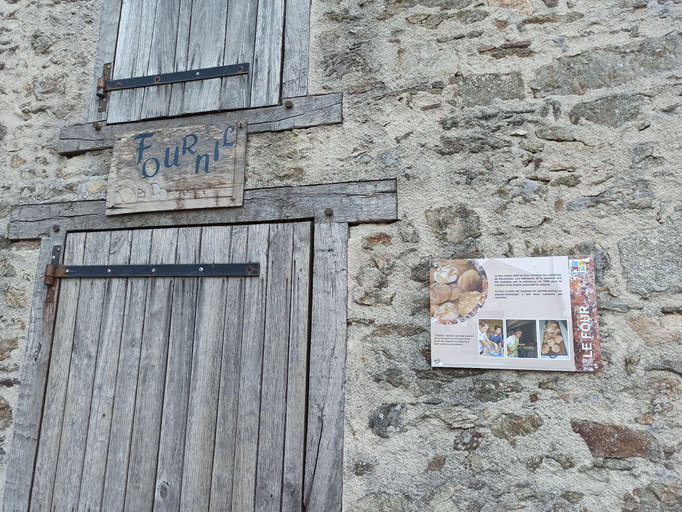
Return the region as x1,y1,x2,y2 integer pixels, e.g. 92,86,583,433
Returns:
3,179,397,512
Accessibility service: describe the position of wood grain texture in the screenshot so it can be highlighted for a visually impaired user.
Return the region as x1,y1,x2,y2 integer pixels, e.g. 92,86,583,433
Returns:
255,224,295,512
28,233,87,511
2,237,65,512
59,93,342,155
77,230,133,512
229,224,270,512
251,0,285,108
220,0,258,110
181,0,228,114
107,121,246,215
106,0,143,124
304,222,349,512
52,232,111,511
282,222,312,511
153,227,201,512
124,228,179,511
9,179,397,240
282,0,311,98
87,0,123,122
168,0,193,117
208,225,248,512
141,0,182,119
180,226,232,511
101,229,153,511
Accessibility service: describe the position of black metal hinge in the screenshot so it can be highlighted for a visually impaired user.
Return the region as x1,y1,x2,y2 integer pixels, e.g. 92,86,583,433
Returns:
44,263,259,281
97,62,250,112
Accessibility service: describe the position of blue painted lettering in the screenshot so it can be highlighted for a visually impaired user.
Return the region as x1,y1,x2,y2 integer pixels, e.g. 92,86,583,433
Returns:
195,154,210,174
223,125,236,147
134,132,156,164
182,134,198,155
142,157,160,178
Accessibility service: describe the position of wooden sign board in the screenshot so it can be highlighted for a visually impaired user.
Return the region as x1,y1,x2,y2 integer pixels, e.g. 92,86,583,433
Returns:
106,121,246,215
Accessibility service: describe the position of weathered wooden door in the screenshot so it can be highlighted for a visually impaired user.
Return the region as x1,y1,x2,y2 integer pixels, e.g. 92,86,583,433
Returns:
29,222,311,511
106,0,285,123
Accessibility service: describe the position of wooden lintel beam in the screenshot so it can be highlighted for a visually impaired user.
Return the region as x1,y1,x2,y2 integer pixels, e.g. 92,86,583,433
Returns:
9,179,398,240
59,93,343,156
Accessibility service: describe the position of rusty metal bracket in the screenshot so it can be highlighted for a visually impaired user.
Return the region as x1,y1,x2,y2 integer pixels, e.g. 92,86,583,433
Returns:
97,63,112,113
96,62,249,113
44,245,62,303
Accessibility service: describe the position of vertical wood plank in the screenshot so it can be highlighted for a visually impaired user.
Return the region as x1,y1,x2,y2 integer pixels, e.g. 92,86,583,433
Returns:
2,237,65,512
87,0,123,122
281,0,310,99
304,222,348,512
51,231,112,511
220,0,258,110
168,0,193,117
101,229,154,510
153,227,201,512
124,228,179,511
181,0,229,114
141,0,182,119
250,0,285,108
208,225,248,512
255,223,295,512
281,223,312,512
77,230,133,512
180,226,232,510
28,233,86,512
106,0,143,123
229,224,270,512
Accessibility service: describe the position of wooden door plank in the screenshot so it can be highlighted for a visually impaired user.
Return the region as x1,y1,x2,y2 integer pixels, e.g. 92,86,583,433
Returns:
255,223,295,512
220,0,258,111
282,222,312,512
51,231,112,511
101,229,154,510
208,225,248,512
304,223,348,512
168,0,193,117
282,0,310,98
180,226,232,510
109,0,159,123
229,224,270,512
3,237,65,512
28,233,87,511
181,0,229,114
87,0,123,122
250,0,285,108
78,230,133,512
106,0,143,124
153,226,201,512
141,0,182,119
124,228,179,511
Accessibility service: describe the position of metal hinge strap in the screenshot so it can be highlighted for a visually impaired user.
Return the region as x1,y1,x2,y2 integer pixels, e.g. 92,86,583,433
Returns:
45,263,259,280
97,62,249,98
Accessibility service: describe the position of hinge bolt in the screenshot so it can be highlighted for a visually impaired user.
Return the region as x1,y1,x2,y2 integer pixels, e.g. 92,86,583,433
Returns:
325,208,334,217
285,100,294,109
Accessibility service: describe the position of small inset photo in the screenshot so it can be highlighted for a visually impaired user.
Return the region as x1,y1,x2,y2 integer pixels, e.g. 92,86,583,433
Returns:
505,320,539,359
540,320,570,359
478,319,505,358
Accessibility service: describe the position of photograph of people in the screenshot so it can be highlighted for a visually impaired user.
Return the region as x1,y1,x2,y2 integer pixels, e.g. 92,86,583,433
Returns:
505,320,539,359
479,320,504,357
506,329,521,358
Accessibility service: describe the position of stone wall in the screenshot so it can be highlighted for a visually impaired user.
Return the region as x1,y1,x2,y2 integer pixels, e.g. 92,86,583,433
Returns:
1,0,681,510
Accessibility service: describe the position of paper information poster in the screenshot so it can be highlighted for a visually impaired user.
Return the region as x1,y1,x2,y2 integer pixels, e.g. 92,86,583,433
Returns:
430,256,601,372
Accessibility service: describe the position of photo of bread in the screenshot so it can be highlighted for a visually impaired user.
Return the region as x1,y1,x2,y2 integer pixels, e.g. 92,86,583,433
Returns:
430,260,488,324
539,320,570,359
